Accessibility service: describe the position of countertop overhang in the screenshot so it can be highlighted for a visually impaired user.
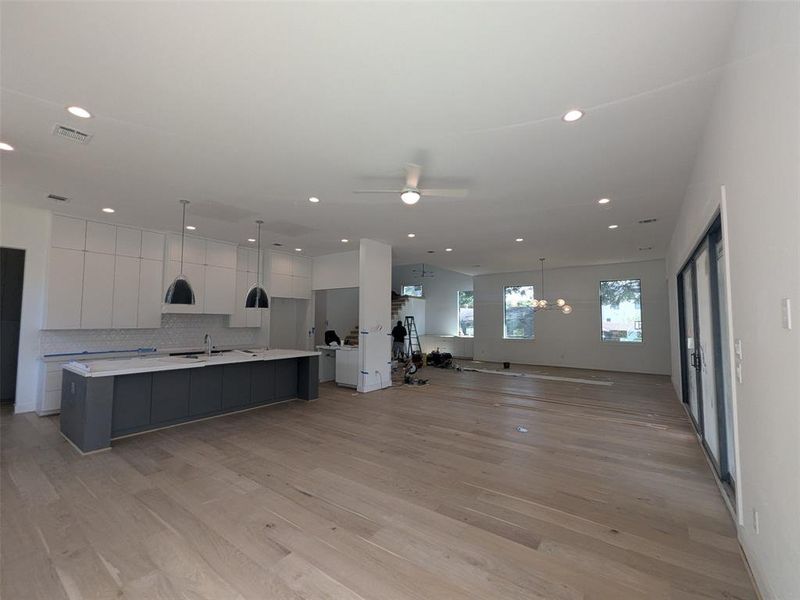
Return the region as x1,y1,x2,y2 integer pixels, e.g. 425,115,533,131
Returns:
64,349,321,378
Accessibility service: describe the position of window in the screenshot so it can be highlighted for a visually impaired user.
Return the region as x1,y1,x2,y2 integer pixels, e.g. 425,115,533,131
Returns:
402,285,423,297
457,290,474,337
600,279,643,342
503,285,535,339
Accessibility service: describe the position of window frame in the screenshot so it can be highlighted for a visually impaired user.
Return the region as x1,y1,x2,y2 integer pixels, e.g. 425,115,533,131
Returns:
402,284,423,298
502,284,536,340
456,290,474,338
598,278,644,344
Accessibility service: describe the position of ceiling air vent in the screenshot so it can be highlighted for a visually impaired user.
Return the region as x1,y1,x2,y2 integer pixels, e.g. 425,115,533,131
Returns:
638,218,658,224
47,194,69,203
52,124,93,144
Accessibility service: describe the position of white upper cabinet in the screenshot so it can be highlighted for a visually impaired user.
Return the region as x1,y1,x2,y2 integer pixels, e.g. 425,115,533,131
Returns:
167,234,206,264
270,272,293,298
291,275,312,299
111,255,140,328
51,215,86,250
204,265,236,314
45,248,84,329
292,255,312,278
85,221,117,254
81,252,115,328
270,251,293,276
236,247,259,273
141,231,165,260
138,259,163,328
205,240,237,269
115,227,142,258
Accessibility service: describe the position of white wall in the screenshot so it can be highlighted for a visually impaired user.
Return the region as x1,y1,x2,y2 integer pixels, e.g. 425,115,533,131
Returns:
392,263,473,335
0,203,51,414
473,259,670,374
358,239,391,392
312,250,358,290
395,297,426,336
666,4,799,597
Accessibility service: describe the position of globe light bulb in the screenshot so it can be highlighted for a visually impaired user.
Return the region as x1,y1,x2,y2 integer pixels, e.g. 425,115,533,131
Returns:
556,298,566,307
539,299,548,308
561,304,573,314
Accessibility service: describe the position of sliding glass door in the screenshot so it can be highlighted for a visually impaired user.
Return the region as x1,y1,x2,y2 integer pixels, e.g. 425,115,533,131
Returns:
678,216,735,495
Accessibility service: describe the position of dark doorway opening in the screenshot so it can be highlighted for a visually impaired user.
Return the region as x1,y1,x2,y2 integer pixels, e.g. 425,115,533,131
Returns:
1,247,25,405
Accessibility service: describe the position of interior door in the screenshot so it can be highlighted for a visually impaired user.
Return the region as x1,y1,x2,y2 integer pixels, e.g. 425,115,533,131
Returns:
695,245,720,465
682,267,700,424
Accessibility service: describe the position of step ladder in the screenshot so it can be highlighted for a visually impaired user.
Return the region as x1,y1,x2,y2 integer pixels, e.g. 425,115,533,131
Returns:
405,316,422,357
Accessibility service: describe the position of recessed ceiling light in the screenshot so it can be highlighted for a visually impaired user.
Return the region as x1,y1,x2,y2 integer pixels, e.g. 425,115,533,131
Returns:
309,197,320,203
400,190,421,205
295,248,302,252
598,198,610,204
101,208,115,213
0,142,14,151
247,238,256,243
562,109,584,123
407,233,415,238
608,224,618,229
445,248,453,252
185,225,196,230
67,106,92,119
515,238,524,242
341,238,349,243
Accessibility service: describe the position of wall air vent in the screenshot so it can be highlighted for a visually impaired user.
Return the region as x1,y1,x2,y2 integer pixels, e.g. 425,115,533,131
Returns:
638,218,658,224
47,194,70,203
52,124,93,144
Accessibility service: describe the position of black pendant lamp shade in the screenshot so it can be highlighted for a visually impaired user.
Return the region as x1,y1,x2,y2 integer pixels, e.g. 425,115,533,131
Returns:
245,219,269,308
165,199,196,305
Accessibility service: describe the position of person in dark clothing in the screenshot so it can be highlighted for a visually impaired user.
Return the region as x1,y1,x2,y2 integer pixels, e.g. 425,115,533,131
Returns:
391,320,407,358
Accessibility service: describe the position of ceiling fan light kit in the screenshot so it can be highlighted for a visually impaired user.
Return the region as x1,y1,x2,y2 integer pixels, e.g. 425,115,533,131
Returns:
400,189,421,205
354,163,468,205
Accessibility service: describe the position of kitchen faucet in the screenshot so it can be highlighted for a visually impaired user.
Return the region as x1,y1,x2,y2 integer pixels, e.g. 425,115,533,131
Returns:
204,333,213,357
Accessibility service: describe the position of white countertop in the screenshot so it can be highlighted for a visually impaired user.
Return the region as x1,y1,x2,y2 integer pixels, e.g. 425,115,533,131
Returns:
315,345,358,352
63,349,320,378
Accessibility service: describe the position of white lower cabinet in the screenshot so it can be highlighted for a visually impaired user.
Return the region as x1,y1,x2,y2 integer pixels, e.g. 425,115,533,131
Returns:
112,255,140,328
204,265,236,314
45,248,84,329
81,252,115,329
138,259,163,328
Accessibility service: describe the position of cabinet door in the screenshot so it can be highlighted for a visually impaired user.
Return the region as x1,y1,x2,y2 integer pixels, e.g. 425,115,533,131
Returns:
251,361,276,405
51,215,86,250
141,231,165,260
151,370,190,425
189,366,223,416
85,221,117,254
229,270,248,327
115,227,142,257
45,248,84,329
112,373,152,435
204,266,236,314
246,306,262,328
167,234,205,264
275,359,298,400
247,249,260,274
138,259,163,328
206,240,237,268
81,252,115,329
270,252,292,275
222,363,251,410
112,256,140,328
292,255,312,278
270,272,293,298
291,276,311,299
163,260,204,313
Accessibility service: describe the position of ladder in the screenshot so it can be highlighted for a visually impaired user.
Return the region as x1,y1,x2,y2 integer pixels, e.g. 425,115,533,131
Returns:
405,316,421,357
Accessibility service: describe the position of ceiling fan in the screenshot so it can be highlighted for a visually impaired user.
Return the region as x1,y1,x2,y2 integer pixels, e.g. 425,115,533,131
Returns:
412,263,436,279
353,164,468,205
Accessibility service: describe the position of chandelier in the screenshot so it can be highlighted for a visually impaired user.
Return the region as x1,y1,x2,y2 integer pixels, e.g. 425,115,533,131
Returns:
534,258,572,314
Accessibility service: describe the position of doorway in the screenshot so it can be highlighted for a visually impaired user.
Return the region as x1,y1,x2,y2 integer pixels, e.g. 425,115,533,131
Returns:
1,248,25,405
677,216,736,497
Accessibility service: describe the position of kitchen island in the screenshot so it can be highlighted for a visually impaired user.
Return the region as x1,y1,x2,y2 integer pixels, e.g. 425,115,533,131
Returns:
60,349,319,453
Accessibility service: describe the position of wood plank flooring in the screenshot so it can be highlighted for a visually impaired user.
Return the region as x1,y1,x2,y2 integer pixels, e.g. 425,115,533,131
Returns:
0,362,755,599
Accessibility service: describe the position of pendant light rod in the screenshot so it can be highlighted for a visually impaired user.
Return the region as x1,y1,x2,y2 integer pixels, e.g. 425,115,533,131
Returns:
256,219,263,287
179,199,189,273
539,257,546,298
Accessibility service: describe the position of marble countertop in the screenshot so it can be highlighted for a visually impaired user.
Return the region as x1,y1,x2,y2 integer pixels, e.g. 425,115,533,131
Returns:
63,349,320,378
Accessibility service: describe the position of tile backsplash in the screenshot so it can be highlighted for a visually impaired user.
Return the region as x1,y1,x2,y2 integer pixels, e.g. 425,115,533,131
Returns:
40,314,265,355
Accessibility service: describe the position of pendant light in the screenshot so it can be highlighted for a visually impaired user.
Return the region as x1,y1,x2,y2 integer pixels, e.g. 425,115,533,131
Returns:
245,219,269,308
533,258,572,314
164,200,196,305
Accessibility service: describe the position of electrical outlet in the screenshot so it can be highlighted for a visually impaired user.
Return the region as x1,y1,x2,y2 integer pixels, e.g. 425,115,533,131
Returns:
752,508,760,534
736,363,743,384
781,298,792,330
734,339,743,360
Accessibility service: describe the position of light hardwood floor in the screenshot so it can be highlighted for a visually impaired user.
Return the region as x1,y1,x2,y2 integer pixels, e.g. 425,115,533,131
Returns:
1,363,756,599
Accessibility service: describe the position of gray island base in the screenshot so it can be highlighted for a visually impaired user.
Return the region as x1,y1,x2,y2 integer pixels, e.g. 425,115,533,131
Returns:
60,350,319,453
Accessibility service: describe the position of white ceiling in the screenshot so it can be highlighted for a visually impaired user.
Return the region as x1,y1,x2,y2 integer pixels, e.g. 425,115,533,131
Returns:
0,2,738,274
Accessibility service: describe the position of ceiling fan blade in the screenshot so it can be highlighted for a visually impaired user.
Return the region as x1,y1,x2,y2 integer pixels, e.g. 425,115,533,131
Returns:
405,163,422,188
352,189,403,194
420,188,469,198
